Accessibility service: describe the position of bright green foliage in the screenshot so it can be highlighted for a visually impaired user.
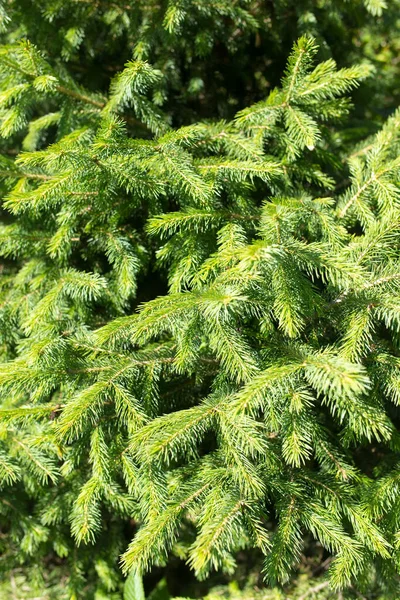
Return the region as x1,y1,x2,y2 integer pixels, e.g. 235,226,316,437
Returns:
1,1,400,600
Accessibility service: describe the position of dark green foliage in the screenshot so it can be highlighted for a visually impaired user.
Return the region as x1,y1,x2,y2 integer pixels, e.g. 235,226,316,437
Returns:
1,1,400,599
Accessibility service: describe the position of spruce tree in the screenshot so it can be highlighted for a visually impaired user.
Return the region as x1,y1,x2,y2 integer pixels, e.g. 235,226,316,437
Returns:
0,2,400,599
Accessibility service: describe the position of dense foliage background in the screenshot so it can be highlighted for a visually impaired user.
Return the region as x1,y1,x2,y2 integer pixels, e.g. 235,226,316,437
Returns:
1,1,400,598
